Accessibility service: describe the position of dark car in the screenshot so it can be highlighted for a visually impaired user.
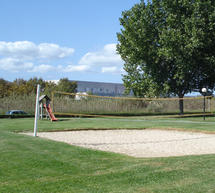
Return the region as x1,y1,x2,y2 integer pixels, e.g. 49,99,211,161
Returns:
6,110,27,115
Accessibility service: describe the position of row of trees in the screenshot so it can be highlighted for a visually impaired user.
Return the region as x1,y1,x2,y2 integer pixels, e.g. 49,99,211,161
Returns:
117,0,215,114
0,78,77,98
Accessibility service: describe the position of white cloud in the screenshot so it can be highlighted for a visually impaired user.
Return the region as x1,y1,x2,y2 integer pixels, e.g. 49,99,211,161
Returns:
78,43,124,74
38,43,74,59
101,66,118,73
0,41,125,76
0,41,74,60
79,43,123,67
0,58,33,72
63,64,90,72
0,41,75,73
103,44,118,55
29,64,54,73
102,66,125,74
0,41,37,59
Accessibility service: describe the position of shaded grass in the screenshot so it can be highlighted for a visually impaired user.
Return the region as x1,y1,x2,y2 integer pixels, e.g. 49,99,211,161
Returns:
0,117,215,192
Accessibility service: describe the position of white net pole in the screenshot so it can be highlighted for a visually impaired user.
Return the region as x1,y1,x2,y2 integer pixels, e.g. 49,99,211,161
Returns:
34,84,40,137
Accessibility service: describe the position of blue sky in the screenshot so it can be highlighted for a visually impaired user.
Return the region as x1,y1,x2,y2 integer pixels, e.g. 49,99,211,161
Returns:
0,0,141,83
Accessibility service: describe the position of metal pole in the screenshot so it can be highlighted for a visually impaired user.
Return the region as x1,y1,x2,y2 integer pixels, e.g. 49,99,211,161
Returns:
203,95,206,120
34,85,40,137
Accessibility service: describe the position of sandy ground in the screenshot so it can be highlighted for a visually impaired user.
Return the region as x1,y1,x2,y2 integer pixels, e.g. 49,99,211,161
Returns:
25,129,215,158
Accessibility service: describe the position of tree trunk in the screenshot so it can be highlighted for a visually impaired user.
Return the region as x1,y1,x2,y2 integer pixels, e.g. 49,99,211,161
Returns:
178,94,184,115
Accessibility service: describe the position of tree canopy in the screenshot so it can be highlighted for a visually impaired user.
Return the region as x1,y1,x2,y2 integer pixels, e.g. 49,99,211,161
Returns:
117,0,215,113
57,78,77,93
0,78,77,98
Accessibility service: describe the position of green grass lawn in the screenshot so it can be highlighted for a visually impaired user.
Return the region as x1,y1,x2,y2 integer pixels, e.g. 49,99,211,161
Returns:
0,116,215,192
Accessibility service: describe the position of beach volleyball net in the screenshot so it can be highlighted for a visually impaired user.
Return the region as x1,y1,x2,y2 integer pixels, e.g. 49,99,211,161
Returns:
51,91,214,117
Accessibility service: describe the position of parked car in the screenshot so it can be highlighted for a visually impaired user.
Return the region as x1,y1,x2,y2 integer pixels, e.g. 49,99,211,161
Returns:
6,110,27,115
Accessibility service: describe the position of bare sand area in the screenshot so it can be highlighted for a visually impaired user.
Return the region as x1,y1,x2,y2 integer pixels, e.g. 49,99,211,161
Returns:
25,129,215,158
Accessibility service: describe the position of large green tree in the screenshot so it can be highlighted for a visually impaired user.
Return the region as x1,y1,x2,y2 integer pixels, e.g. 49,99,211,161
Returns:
117,0,215,114
0,77,77,98
56,78,77,93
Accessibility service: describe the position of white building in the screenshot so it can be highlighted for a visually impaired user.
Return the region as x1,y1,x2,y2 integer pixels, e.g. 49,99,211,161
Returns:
72,80,125,96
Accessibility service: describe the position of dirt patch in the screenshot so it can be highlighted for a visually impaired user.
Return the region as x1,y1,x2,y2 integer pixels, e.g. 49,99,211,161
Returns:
24,129,215,158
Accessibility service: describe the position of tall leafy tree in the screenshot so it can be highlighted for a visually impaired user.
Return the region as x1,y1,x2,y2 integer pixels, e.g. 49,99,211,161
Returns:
43,81,57,95
0,78,11,97
26,77,46,94
117,0,215,114
57,78,77,93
